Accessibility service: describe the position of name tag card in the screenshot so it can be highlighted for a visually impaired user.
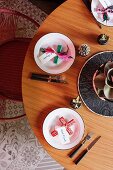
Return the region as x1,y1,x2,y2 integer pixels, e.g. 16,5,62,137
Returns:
57,126,70,144
39,52,56,64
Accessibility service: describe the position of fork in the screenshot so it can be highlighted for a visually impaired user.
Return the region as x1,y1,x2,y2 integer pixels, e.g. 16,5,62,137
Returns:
69,132,93,158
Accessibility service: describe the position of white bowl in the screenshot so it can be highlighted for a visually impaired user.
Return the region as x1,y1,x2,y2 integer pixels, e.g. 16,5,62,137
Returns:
34,33,75,74
43,108,85,150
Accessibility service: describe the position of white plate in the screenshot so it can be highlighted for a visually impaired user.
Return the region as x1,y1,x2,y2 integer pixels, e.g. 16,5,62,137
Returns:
43,108,85,150
91,0,113,26
34,33,75,74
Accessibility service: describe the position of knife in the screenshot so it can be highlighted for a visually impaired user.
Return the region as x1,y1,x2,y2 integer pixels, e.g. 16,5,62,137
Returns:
31,73,68,84
69,132,93,158
74,136,101,164
82,0,102,28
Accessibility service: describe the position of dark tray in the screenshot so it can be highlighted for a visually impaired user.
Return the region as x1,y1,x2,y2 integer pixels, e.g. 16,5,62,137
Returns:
78,51,113,117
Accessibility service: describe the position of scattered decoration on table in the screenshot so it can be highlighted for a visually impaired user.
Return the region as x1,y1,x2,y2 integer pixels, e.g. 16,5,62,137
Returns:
97,34,109,45
51,130,58,137
78,44,90,57
70,96,82,109
39,45,73,64
50,116,76,144
59,116,67,126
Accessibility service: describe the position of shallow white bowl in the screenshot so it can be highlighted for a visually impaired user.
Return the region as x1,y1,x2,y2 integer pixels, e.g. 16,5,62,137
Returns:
34,33,75,74
43,108,85,150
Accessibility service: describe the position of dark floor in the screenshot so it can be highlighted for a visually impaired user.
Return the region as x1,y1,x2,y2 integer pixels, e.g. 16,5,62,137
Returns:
29,0,65,14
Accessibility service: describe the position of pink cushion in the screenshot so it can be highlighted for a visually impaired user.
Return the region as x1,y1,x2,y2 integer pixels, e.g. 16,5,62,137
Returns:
0,39,30,100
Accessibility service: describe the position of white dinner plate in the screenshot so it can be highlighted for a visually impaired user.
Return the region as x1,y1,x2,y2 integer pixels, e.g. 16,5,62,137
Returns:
43,108,85,150
34,33,75,74
91,0,113,26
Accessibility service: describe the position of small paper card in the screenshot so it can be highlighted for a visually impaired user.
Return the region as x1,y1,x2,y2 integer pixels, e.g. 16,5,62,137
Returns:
56,126,70,144
98,0,112,8
39,52,56,64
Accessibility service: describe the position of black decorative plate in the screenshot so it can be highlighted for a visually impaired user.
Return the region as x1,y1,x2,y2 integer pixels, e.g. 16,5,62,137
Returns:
78,51,113,117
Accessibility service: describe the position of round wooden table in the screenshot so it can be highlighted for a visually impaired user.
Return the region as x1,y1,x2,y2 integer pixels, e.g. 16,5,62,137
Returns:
22,0,113,169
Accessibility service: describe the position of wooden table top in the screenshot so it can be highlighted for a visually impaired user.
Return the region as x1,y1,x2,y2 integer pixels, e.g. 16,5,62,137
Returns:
22,0,113,169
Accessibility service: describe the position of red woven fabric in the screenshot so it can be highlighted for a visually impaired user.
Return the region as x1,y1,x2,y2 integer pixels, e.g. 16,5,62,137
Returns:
0,39,30,100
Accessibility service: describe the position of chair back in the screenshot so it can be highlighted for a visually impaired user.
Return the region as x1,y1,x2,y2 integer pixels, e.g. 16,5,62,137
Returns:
0,8,39,45
0,8,39,101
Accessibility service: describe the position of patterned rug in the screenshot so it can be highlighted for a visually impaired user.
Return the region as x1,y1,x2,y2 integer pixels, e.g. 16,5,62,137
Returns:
0,0,47,25
0,117,63,170
0,0,64,169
